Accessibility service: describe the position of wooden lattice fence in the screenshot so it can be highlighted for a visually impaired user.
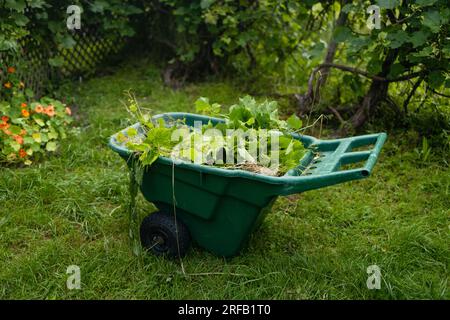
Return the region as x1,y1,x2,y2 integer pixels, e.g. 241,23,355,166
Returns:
0,28,125,99
58,28,125,77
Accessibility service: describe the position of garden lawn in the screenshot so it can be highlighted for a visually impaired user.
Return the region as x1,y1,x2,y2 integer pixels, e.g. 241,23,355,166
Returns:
0,58,448,299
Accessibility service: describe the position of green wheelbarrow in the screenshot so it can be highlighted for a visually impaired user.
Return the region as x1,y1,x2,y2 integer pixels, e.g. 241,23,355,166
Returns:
109,112,387,258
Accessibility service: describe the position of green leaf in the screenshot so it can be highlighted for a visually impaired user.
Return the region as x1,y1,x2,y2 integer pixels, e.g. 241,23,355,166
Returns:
442,44,450,57
117,132,127,143
123,5,142,15
127,127,138,137
60,35,76,49
428,70,445,89
48,57,65,67
10,141,21,152
388,63,405,79
59,128,67,139
445,79,450,88
12,13,29,26
376,0,399,9
48,131,58,140
157,118,166,128
367,57,383,75
415,0,438,6
46,141,57,152
90,0,110,13
0,102,10,114
349,37,370,51
285,140,294,155
409,46,433,61
6,0,26,12
47,21,61,34
204,12,218,25
200,0,215,9
25,89,35,98
29,0,46,9
410,30,430,48
195,97,221,115
32,133,42,143
127,142,149,153
341,3,356,13
31,142,41,152
24,137,34,145
307,42,325,59
287,115,302,130
333,26,353,43
129,103,137,113
9,125,22,135
41,133,48,143
140,152,158,166
423,10,442,33
387,30,409,49
195,97,211,113
34,118,45,127
0,37,18,51
246,117,255,126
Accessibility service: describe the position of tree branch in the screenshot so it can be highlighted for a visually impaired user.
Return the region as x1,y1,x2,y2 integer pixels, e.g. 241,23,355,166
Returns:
431,88,450,98
316,0,350,88
403,76,424,114
316,63,424,83
296,57,423,116
328,106,345,125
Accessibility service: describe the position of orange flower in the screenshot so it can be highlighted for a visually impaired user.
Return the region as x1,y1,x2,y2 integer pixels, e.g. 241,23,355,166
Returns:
3,82,12,89
21,109,30,117
21,103,28,108
7,66,15,74
19,149,27,158
20,129,26,136
4,129,12,135
34,104,44,113
14,135,24,145
1,116,9,123
65,107,72,116
35,105,44,113
44,105,55,117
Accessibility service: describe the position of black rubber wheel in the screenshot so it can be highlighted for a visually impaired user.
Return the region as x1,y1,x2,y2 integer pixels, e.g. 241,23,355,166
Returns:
140,211,191,258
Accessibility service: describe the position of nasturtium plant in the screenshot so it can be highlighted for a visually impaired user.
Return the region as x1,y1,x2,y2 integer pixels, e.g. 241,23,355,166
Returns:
0,65,72,165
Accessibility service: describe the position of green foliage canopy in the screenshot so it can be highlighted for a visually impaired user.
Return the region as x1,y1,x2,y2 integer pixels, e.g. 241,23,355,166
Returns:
0,0,141,54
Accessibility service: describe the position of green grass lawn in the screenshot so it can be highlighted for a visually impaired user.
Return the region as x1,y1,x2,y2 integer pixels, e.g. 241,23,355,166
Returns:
0,58,448,299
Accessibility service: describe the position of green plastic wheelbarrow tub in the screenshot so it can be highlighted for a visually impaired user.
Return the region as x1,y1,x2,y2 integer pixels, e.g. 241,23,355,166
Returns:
109,112,387,257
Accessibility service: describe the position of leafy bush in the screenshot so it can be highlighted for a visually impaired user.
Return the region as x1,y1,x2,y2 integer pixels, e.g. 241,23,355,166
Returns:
0,65,72,165
0,0,142,58
142,0,314,80
335,0,450,90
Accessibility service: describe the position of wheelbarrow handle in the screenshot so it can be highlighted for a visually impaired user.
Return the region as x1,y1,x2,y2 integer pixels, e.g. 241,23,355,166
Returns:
362,132,387,175
281,132,387,195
